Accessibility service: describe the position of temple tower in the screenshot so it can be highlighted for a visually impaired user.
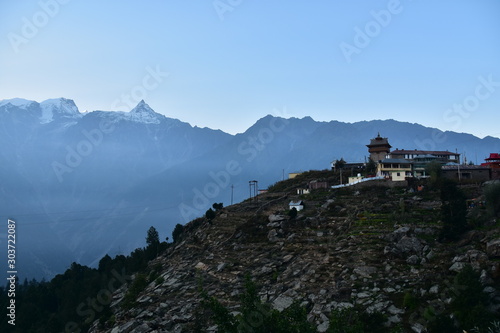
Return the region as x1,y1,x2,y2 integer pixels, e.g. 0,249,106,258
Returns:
366,133,391,162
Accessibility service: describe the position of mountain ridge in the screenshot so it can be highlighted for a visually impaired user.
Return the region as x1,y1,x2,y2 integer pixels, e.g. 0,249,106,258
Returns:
1,98,499,280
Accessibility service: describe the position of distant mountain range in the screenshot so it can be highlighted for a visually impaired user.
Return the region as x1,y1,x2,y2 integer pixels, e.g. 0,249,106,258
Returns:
1,98,499,280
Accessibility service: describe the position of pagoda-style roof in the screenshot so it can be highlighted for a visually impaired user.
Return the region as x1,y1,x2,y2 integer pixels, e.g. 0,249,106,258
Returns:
481,153,500,168
366,133,391,148
485,153,500,161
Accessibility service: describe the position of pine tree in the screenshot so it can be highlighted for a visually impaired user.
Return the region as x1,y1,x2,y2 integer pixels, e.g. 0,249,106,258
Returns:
146,226,160,247
172,223,184,243
439,179,467,240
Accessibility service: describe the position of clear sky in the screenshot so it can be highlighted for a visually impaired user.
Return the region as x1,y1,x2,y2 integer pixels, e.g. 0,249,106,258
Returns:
1,0,499,137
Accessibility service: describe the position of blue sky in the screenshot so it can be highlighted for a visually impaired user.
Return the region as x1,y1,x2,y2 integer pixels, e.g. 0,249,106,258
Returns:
1,0,499,138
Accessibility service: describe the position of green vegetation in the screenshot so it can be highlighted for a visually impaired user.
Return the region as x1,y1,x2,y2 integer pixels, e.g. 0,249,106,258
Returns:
288,207,298,219
485,182,500,218
145,226,161,258
425,161,443,188
0,227,171,333
201,276,315,332
146,226,160,246
327,306,387,333
439,179,468,241
172,223,185,242
451,265,494,331
334,158,346,170
148,263,163,283
426,265,496,333
403,291,419,311
200,276,390,333
2,170,499,333
427,313,458,333
213,202,224,211
0,262,128,332
365,157,377,175
206,207,216,220
122,273,148,309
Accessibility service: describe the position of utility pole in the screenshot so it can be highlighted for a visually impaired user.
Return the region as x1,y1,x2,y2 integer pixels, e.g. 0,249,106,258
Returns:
231,184,234,205
249,180,258,201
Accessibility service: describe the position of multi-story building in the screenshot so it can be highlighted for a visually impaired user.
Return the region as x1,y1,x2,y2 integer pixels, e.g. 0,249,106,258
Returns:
376,158,413,181
366,134,464,180
365,134,497,182
388,149,460,177
366,133,391,162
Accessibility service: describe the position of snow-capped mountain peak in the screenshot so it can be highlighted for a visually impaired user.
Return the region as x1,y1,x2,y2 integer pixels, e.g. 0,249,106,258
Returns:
39,98,81,124
126,100,162,124
0,98,37,109
130,100,152,113
0,97,81,124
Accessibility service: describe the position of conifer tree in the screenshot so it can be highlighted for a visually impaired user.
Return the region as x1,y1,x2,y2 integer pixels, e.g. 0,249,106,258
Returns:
146,226,160,246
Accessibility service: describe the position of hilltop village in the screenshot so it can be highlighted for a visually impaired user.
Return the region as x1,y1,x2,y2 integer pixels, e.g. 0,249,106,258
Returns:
4,133,500,333
291,133,499,186
79,134,499,333
285,133,500,212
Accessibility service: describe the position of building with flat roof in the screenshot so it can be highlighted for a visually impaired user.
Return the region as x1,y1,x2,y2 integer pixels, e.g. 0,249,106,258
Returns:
389,149,460,163
388,149,460,177
442,164,491,182
365,134,494,182
377,158,413,181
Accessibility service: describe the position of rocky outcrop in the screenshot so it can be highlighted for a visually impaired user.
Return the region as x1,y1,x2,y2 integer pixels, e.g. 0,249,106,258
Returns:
487,238,500,258
89,181,500,333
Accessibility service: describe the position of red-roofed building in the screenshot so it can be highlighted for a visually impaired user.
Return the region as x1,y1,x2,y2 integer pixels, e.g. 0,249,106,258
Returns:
481,153,500,180
482,153,500,167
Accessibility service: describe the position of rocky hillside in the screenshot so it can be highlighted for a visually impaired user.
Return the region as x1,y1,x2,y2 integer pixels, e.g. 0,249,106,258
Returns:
89,171,500,333
3,98,500,281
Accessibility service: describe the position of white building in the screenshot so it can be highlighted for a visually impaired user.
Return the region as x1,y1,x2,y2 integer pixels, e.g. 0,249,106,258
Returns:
289,200,304,211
